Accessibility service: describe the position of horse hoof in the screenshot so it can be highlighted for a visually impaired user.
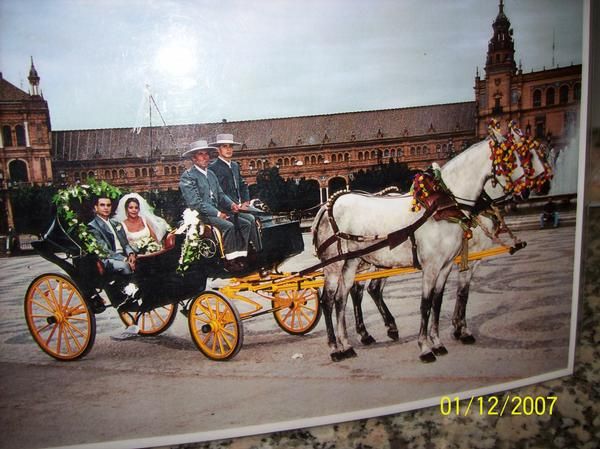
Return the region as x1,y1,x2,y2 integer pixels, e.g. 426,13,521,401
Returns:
388,329,400,341
343,347,358,358
432,345,448,356
361,335,376,346
460,335,476,345
452,329,462,341
330,351,345,362
419,352,437,363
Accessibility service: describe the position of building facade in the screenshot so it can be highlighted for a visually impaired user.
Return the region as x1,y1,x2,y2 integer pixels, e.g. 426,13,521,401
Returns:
0,1,582,231
0,59,53,231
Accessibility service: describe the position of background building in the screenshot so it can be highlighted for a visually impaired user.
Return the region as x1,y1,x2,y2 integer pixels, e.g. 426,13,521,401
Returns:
0,59,53,232
0,1,582,232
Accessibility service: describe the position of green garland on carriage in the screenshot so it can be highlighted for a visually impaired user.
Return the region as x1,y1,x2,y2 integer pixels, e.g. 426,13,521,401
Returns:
52,179,123,257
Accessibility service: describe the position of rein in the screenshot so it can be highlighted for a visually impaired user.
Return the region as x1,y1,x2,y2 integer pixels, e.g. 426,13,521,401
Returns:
302,200,438,277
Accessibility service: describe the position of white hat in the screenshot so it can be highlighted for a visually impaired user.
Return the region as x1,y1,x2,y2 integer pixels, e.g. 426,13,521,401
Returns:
211,133,241,146
182,139,218,158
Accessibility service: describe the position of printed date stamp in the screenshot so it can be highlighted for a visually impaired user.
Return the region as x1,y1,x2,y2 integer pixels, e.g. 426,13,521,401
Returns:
440,395,557,416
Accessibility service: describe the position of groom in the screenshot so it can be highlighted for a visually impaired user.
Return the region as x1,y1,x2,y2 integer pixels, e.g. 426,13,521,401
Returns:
88,195,140,340
88,196,137,274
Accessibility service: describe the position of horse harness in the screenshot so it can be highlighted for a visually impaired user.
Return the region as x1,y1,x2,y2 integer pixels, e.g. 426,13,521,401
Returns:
311,171,478,275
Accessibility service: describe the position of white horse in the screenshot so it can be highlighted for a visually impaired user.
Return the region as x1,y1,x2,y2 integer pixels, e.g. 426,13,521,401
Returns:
317,123,553,360
312,127,547,362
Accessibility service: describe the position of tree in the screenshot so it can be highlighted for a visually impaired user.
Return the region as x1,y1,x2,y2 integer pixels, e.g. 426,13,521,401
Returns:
349,159,414,192
10,185,57,235
251,167,320,213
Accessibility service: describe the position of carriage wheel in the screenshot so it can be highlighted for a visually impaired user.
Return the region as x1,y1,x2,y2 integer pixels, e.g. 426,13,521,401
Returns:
119,303,178,336
188,291,243,361
24,273,96,361
272,288,321,335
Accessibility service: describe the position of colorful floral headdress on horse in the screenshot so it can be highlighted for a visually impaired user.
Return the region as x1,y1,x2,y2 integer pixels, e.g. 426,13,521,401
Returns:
487,119,553,196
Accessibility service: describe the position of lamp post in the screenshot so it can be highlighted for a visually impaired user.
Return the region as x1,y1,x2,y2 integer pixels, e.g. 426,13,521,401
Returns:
0,170,16,240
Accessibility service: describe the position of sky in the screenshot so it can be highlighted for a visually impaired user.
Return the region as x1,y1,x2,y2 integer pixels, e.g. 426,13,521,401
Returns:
0,0,584,131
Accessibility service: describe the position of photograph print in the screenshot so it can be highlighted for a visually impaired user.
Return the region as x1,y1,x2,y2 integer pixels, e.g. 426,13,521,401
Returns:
0,0,588,448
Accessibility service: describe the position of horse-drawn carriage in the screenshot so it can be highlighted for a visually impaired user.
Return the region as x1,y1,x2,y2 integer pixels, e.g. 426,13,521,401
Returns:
25,120,553,364
25,203,320,362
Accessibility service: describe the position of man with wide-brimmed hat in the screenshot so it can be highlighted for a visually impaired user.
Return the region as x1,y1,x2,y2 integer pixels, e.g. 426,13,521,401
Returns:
209,133,262,250
179,139,254,270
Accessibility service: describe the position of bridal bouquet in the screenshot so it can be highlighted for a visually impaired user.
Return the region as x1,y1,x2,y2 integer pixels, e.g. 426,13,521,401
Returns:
135,236,162,255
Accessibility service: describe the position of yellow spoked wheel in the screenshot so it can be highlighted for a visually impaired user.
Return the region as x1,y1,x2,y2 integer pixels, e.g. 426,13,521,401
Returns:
188,291,243,361
272,288,321,335
119,303,178,336
24,273,95,361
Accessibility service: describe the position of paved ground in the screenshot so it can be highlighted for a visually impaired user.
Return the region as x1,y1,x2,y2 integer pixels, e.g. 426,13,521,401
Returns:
0,224,577,449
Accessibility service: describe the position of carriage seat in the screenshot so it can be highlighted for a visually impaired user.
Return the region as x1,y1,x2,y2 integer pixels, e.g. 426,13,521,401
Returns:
201,224,225,259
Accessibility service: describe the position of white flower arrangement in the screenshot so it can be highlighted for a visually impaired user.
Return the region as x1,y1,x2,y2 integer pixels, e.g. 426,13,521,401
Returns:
176,208,205,274
134,236,162,255
123,282,139,297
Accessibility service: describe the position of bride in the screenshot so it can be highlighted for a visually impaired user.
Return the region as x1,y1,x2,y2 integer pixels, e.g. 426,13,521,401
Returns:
114,193,170,252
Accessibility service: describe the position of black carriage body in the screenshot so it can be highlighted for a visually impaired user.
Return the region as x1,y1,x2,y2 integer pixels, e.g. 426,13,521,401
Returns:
258,218,304,267
32,215,304,311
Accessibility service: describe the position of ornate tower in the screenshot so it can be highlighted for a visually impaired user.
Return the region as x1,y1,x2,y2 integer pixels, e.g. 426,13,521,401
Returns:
475,0,520,137
485,0,516,77
0,60,53,232
28,57,41,97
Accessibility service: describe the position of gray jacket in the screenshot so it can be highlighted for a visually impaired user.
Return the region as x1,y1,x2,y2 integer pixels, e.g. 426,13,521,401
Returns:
180,166,235,218
87,215,135,260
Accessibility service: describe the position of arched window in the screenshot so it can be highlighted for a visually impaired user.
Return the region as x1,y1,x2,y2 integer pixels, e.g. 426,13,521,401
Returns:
112,170,117,179
104,170,111,179
249,161,255,170
142,168,148,177
371,150,377,159
345,153,350,161
284,157,289,166
410,147,415,156
384,149,389,157
2,125,13,146
318,155,324,163
304,156,309,165
310,155,316,164
9,159,29,184
135,168,140,177
15,125,26,146
87,171,95,179
559,85,569,104
331,154,337,163
276,158,283,167
436,144,441,153
546,87,555,106
164,166,170,175
574,83,581,101
119,169,126,178
358,152,363,161
416,146,421,155
533,89,542,107
257,160,263,169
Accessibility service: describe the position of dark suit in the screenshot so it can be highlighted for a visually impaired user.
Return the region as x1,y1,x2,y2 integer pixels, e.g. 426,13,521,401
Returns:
88,216,135,274
209,157,265,246
180,166,259,259
209,157,249,204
